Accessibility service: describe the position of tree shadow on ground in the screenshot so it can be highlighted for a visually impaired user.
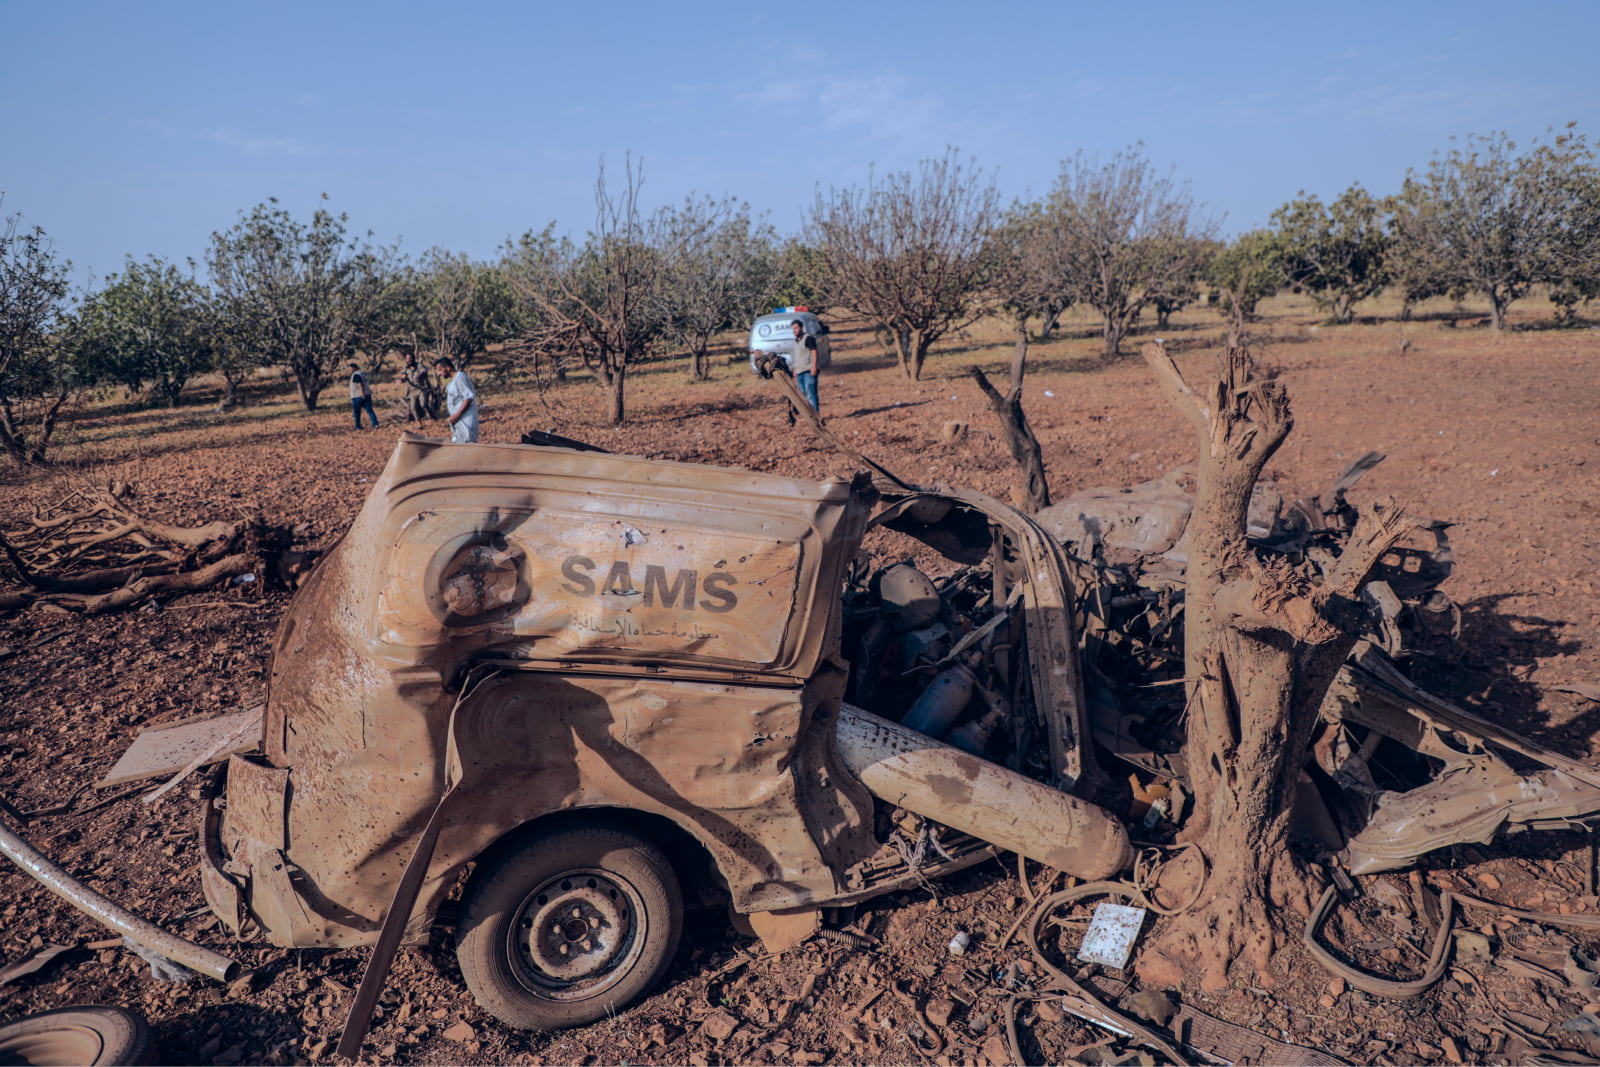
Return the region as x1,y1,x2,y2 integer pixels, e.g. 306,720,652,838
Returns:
829,353,900,375
845,399,935,419
1410,593,1589,749
153,1002,303,1065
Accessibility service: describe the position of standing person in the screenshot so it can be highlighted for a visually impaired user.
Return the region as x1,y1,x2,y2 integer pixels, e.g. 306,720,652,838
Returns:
348,361,379,429
790,319,820,411
401,354,435,424
435,357,479,443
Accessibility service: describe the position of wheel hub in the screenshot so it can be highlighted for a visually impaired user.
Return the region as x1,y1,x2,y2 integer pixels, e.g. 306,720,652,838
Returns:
516,873,633,982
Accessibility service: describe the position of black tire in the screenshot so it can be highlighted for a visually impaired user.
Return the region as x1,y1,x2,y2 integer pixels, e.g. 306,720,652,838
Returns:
0,1006,154,1066
455,823,683,1030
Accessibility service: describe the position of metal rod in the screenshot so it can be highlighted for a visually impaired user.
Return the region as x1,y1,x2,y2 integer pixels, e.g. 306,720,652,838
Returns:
0,812,238,982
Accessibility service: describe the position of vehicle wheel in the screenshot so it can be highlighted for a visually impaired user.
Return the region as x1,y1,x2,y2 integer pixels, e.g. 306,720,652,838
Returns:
455,823,683,1030
0,1006,154,1066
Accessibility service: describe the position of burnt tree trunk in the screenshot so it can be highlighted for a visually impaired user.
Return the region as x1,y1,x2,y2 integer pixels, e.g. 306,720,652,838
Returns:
1136,341,1421,991
968,327,1051,512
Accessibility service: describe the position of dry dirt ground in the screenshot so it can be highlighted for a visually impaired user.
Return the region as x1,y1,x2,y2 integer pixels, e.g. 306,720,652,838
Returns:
2,295,1599,1066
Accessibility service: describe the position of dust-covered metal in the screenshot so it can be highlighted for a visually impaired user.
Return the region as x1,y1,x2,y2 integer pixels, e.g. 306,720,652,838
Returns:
0,812,238,982
836,704,1131,879
1051,453,1600,877
197,431,1600,1033
203,434,1120,979
97,707,263,789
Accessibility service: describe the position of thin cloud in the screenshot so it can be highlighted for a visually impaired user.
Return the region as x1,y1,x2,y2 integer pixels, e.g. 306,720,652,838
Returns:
1336,79,1536,129
205,128,319,156
1070,79,1109,103
738,57,945,146
130,117,179,137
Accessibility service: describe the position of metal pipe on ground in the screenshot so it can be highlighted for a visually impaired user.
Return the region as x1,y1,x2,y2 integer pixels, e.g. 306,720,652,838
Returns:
836,703,1133,881
0,813,239,983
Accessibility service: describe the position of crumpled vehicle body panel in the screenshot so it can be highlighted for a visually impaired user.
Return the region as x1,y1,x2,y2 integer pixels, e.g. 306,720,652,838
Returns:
206,435,1131,948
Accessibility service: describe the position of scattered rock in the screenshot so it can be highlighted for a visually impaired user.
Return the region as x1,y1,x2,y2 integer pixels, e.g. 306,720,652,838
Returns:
1455,930,1493,965
926,997,956,1027
642,1022,680,1048
441,1020,477,1043
980,1031,1010,1066
226,971,258,999
701,1008,740,1042
1124,989,1177,1027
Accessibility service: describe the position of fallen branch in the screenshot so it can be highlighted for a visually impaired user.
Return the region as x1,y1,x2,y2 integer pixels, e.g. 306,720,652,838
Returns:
0,483,316,614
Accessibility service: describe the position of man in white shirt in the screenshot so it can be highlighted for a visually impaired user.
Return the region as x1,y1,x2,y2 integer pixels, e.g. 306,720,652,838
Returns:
348,361,379,429
433,357,479,443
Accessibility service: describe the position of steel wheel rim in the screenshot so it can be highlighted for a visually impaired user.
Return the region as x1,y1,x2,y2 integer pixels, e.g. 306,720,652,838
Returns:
508,866,645,999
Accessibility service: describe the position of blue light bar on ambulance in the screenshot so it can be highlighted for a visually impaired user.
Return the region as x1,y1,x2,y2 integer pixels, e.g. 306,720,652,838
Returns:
772,306,809,314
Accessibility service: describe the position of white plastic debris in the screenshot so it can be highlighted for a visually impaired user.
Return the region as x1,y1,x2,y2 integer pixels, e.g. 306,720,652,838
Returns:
1077,902,1146,969
948,930,971,957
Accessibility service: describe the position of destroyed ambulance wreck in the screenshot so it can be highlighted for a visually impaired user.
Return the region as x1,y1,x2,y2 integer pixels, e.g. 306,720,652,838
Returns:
200,433,1600,1032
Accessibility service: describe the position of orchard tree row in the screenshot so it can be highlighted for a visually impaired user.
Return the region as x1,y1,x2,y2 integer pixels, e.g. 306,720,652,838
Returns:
3,126,1599,459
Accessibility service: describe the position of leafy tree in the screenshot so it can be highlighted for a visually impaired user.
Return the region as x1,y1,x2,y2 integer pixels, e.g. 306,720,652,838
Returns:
1149,236,1209,329
1547,160,1600,322
404,249,521,365
1550,274,1600,323
208,311,265,412
0,203,76,465
1389,128,1597,331
1204,231,1284,329
772,240,830,315
1044,147,1213,359
511,159,673,426
654,198,779,380
75,257,213,407
207,197,396,410
501,223,575,381
1270,185,1391,323
807,150,1001,380
987,202,1074,340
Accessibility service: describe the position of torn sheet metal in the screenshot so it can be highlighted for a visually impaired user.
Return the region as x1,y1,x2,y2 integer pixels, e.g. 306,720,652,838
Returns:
98,706,264,788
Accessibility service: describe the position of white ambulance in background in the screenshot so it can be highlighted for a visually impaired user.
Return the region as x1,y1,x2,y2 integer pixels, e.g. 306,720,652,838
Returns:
747,306,831,373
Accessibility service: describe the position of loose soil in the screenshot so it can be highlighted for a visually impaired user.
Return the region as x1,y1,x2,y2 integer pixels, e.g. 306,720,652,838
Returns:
2,295,1599,1065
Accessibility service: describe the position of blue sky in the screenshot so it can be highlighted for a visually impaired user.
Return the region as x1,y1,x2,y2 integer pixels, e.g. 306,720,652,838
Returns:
4,0,1595,287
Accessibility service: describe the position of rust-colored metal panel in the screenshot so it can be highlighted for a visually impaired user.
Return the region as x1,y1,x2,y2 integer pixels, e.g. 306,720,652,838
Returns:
98,707,263,788
873,488,1096,789
233,437,878,947
378,509,807,667
835,704,1131,881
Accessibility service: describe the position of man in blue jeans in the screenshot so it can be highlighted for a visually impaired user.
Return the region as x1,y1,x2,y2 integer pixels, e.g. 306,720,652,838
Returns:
348,362,379,429
789,319,820,411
